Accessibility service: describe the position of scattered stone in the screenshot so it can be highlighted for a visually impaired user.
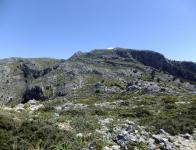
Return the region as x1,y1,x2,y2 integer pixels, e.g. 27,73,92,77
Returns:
145,82,160,92
15,104,24,112
62,102,88,110
102,145,120,150
125,120,135,125
111,121,196,150
54,113,60,117
27,99,37,105
104,86,121,94
175,101,188,105
76,133,83,138
126,125,134,133
181,133,191,140
29,104,44,112
95,82,104,89
57,122,73,131
147,138,156,150
111,145,120,150
95,102,114,109
99,118,114,126
102,146,111,150
113,124,140,147
96,126,109,136
127,85,141,91
54,106,62,111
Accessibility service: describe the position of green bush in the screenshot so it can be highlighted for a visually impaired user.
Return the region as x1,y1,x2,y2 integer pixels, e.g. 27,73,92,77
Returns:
162,96,177,104
91,108,109,116
95,89,100,94
152,104,196,135
0,112,77,150
132,107,152,118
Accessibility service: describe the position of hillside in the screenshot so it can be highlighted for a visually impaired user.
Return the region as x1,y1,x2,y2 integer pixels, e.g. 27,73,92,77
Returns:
0,48,195,105
0,48,196,150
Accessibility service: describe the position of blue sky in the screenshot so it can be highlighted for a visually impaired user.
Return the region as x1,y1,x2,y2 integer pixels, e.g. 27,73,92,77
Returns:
0,0,196,61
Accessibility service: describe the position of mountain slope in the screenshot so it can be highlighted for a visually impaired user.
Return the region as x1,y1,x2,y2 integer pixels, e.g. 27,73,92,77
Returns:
0,48,195,105
0,48,196,150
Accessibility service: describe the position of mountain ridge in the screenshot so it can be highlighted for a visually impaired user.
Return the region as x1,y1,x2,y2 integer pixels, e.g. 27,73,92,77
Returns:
0,48,195,105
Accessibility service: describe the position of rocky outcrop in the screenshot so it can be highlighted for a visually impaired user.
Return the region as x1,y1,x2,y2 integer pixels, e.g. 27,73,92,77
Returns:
96,119,196,150
130,50,169,70
0,48,195,105
129,50,196,82
19,63,55,79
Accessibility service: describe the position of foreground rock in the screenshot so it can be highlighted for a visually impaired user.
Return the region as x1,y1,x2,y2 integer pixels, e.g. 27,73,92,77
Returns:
95,119,196,150
113,123,196,150
55,102,88,111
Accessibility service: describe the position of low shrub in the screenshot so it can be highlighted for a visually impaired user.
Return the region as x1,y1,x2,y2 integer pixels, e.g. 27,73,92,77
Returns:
0,112,76,150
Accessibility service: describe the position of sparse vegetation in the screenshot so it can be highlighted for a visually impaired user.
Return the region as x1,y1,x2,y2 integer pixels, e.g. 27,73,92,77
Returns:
0,49,196,149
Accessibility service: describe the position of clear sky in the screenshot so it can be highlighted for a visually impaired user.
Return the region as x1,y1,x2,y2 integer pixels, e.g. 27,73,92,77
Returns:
0,0,195,61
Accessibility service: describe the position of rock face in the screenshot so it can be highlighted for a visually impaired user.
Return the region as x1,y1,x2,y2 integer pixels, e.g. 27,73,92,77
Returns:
0,48,196,105
0,58,61,104
130,50,196,82
130,50,169,70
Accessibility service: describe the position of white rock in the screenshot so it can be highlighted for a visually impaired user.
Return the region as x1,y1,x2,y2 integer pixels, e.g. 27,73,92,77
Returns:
99,118,113,125
73,103,88,110
15,104,24,112
102,146,111,150
103,145,120,150
96,126,109,135
113,126,121,133
28,99,37,105
57,122,73,131
125,120,135,125
121,130,128,135
76,133,83,138
111,145,120,150
29,104,44,112
54,113,60,117
62,102,88,110
55,106,62,111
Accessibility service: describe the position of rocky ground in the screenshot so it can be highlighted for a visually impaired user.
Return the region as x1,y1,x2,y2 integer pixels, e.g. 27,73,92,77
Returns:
0,48,196,149
1,93,196,150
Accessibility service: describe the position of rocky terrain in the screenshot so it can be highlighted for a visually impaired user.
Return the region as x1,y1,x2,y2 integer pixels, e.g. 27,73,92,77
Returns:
0,48,196,150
